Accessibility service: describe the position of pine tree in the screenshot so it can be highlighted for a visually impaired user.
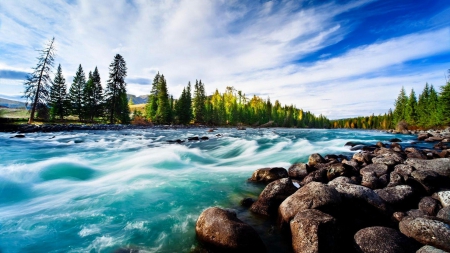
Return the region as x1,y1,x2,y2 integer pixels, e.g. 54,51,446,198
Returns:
23,37,55,123
92,67,104,120
176,87,187,124
439,70,450,125
155,75,170,124
417,83,430,127
82,71,96,122
49,64,68,120
393,86,408,124
68,64,86,121
145,72,160,120
428,85,440,126
193,80,207,123
105,54,129,124
404,89,417,125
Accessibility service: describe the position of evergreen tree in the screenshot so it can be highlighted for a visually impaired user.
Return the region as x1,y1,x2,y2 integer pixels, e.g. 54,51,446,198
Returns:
193,80,207,123
404,89,417,125
428,85,440,126
82,71,96,122
49,64,68,120
23,37,55,124
417,83,430,127
68,64,86,120
439,70,450,125
105,54,129,124
176,87,188,124
92,67,104,119
155,75,170,124
145,72,160,120
393,86,408,124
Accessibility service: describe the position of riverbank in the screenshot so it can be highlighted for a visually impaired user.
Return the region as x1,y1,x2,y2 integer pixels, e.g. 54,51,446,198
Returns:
194,135,450,252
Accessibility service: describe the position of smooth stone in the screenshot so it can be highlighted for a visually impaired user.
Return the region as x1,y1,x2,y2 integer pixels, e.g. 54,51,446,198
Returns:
354,226,419,253
399,217,450,251
250,178,298,216
248,167,288,183
405,158,450,177
433,191,450,207
288,163,310,180
308,153,326,166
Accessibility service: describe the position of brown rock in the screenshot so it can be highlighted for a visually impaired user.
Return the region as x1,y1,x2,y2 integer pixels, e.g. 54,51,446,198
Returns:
300,168,328,186
374,185,415,209
290,209,338,253
437,206,450,222
308,153,326,166
354,226,420,253
248,167,288,183
288,163,310,180
404,158,450,177
399,217,450,251
195,207,267,253
326,163,353,181
419,197,440,216
250,178,298,216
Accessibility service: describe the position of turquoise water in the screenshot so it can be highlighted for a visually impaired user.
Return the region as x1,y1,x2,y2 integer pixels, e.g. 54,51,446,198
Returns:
0,128,420,252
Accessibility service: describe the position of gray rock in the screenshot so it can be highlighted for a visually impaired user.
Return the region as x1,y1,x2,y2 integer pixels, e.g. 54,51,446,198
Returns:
387,172,404,187
195,207,267,253
419,197,440,216
360,164,390,189
437,206,450,222
394,164,415,179
433,191,450,208
416,245,448,253
248,167,288,183
278,182,341,226
405,158,450,177
375,185,415,209
361,163,390,177
250,178,298,216
327,163,353,181
290,209,338,253
354,226,420,253
300,168,328,186
399,217,450,251
411,170,442,194
288,163,310,180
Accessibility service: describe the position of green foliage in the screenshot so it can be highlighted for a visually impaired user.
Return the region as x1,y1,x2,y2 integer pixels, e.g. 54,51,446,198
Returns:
105,54,129,124
176,82,193,124
404,89,417,125
393,86,408,123
439,70,450,124
193,80,206,123
68,64,86,120
23,37,55,124
49,64,69,120
154,75,171,124
145,73,160,120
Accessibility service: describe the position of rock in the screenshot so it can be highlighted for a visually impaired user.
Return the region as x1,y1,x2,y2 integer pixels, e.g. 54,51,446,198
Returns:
300,168,328,186
390,142,402,152
200,136,209,140
416,245,448,253
350,145,366,151
406,209,428,219
188,136,200,141
433,191,450,207
376,141,386,148
437,206,450,222
411,170,443,194
394,164,415,180
278,182,341,227
13,134,25,138
389,138,402,142
342,159,360,170
387,172,404,187
326,163,353,181
419,197,440,216
329,176,356,185
360,164,390,189
399,217,450,251
405,158,450,177
353,152,372,164
372,153,404,166
195,207,266,253
250,178,298,216
418,133,432,141
354,226,420,253
375,185,415,210
308,153,326,166
361,171,381,189
361,163,390,177
290,209,338,253
248,167,288,183
240,197,255,207
288,163,310,180
324,154,340,163
345,141,362,147
393,212,406,222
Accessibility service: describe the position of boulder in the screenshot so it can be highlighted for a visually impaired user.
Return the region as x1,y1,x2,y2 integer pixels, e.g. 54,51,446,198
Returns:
342,159,360,170
394,164,415,180
250,178,298,216
288,163,310,180
416,245,448,253
353,152,371,164
360,164,390,189
248,167,288,183
390,142,403,152
361,163,390,177
361,171,381,189
389,138,402,142
433,191,450,207
411,170,443,194
419,197,440,216
437,206,450,222
195,207,266,252
326,163,353,181
329,176,356,185
240,197,255,207
354,226,420,253
376,141,386,148
405,158,450,177
387,172,404,187
399,217,450,251
372,153,404,166
278,182,341,227
290,209,338,253
308,153,326,166
406,209,428,219
300,168,328,186
374,185,415,210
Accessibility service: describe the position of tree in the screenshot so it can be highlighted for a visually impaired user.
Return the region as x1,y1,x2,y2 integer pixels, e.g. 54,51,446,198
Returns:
105,54,129,124
393,86,408,124
193,80,206,123
91,67,104,120
155,75,170,124
49,64,68,120
23,37,56,124
145,72,160,120
417,83,430,127
404,89,417,125
68,64,86,120
82,72,96,122
440,70,450,124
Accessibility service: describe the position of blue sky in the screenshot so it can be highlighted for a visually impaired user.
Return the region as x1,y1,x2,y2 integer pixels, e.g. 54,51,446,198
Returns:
0,0,449,119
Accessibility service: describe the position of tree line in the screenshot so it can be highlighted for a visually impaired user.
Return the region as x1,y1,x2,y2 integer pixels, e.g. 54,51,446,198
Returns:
24,38,130,124
330,73,450,130
138,73,330,127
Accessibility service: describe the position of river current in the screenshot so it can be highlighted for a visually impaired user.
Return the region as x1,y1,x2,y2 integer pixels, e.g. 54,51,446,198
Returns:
0,128,421,252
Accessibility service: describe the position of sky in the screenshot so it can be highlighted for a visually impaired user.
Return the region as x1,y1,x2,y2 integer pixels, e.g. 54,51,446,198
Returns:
0,0,449,119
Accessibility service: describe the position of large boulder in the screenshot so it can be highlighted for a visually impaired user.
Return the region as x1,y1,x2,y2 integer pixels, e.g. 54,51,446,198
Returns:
248,167,288,183
353,152,372,164
411,170,444,194
399,217,450,251
354,226,420,253
405,158,450,177
288,163,310,180
278,182,341,227
374,185,415,210
195,207,266,252
290,209,338,253
250,178,298,216
308,153,326,166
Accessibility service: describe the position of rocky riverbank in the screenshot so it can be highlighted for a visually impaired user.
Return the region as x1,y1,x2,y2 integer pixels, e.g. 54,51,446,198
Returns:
195,136,450,252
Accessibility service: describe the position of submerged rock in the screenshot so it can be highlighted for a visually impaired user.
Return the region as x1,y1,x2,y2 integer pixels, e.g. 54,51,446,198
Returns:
248,167,288,183
195,207,266,253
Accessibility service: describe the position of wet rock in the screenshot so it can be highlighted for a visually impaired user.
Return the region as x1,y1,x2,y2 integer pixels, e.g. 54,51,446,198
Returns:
308,153,326,166
390,142,402,152
416,245,448,253
288,163,310,180
345,141,362,147
418,133,432,141
437,206,450,222
195,207,267,253
240,197,255,208
278,182,341,227
350,145,366,151
433,191,450,207
300,168,328,186
200,136,209,140
419,197,440,216
290,209,338,253
405,158,450,177
354,226,420,253
324,154,340,163
188,136,200,141
353,152,372,164
13,134,25,138
326,163,353,181
250,178,298,216
249,167,288,183
376,141,386,148
374,185,415,210
389,138,402,142
411,170,443,194
399,217,450,251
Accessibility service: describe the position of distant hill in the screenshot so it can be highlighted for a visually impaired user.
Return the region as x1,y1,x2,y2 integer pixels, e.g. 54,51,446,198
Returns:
0,98,26,109
127,94,148,104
